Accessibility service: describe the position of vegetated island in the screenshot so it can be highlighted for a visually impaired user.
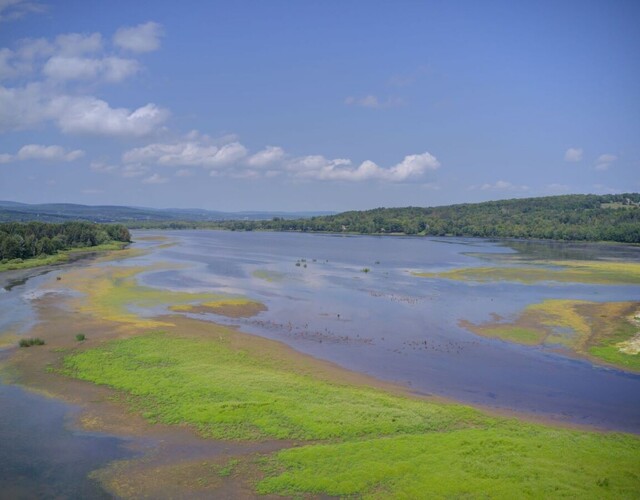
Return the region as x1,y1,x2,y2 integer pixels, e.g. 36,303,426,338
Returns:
0,221,131,272
6,247,639,498
126,193,640,243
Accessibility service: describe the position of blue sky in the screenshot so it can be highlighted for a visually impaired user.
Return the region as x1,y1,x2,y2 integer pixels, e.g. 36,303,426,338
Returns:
0,0,638,211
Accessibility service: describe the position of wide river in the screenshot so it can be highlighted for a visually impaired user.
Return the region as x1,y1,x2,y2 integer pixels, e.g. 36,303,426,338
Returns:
130,230,640,432
1,231,639,495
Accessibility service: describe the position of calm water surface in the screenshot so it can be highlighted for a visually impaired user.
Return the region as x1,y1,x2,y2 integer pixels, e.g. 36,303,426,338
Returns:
134,230,640,432
0,230,639,497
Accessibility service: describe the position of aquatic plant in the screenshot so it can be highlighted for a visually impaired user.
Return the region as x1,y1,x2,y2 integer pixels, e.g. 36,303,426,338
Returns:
18,337,45,347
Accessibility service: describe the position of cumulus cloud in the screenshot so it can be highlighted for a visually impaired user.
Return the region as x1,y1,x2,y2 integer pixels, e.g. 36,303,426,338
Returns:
290,151,439,182
0,22,168,136
17,144,84,161
123,139,247,167
113,22,164,53
0,143,84,162
49,96,168,136
247,146,285,167
121,131,440,183
595,153,617,171
43,55,139,82
564,147,583,162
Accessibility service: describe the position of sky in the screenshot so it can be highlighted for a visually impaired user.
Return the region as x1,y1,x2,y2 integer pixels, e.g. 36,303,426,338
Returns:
0,0,638,211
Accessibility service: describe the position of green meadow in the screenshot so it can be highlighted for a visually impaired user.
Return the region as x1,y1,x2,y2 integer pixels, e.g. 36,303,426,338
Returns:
63,330,640,498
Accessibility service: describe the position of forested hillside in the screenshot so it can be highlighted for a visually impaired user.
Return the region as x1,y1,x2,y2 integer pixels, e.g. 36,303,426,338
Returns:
129,194,640,243
0,221,131,262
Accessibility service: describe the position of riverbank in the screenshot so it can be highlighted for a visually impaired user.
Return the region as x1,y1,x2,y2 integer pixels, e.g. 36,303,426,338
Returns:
0,241,129,274
2,244,639,498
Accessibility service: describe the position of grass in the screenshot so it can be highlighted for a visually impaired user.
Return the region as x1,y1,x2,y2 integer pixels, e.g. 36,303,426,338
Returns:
75,333,86,341
257,427,640,498
62,330,640,498
0,241,128,272
414,259,640,285
63,331,483,440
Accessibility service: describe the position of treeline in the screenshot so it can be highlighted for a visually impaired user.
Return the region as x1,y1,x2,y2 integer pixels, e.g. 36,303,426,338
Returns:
128,194,640,243
0,221,131,262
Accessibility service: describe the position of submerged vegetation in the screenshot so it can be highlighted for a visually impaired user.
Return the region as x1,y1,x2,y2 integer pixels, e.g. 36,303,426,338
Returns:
462,300,640,371
415,259,640,285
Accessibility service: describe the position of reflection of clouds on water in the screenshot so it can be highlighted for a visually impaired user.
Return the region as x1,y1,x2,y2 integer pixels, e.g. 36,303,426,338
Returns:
127,230,640,432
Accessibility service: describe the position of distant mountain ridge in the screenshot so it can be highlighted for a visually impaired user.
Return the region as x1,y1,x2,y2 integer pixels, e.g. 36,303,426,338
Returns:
0,201,335,223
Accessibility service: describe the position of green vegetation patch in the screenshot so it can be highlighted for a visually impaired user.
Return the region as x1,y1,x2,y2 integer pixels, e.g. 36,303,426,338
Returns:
63,331,483,440
258,427,640,498
415,260,640,285
62,330,640,498
462,300,640,371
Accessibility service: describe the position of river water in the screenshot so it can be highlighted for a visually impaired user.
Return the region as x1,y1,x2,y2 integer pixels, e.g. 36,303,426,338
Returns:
133,231,640,432
1,231,639,495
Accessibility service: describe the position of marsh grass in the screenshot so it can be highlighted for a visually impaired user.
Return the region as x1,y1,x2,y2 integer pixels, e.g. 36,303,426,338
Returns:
415,259,640,285
63,332,483,440
62,330,640,498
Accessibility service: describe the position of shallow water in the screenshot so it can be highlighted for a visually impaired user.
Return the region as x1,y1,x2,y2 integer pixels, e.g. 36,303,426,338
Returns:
0,383,132,498
135,230,640,432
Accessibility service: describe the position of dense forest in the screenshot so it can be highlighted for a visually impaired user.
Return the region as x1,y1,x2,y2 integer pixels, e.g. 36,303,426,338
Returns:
0,221,131,262
128,194,640,243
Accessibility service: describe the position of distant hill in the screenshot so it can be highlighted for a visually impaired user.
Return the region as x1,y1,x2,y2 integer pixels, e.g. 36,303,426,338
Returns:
138,193,638,243
3,194,639,243
0,201,334,223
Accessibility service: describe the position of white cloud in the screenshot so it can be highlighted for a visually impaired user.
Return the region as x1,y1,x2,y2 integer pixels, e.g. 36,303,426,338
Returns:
123,139,247,167
291,152,439,182
595,153,617,171
247,146,285,167
81,188,103,194
122,131,440,183
16,144,84,161
113,22,164,53
0,144,84,163
0,0,46,22
142,173,168,184
175,168,193,177
564,147,583,162
42,55,139,82
50,96,169,136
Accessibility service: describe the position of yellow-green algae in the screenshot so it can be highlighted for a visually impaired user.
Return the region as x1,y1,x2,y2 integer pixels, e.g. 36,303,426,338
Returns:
415,259,640,285
62,265,263,328
463,300,640,371
63,330,640,498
